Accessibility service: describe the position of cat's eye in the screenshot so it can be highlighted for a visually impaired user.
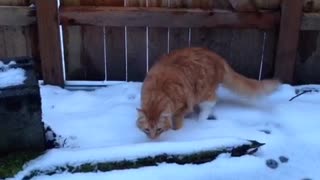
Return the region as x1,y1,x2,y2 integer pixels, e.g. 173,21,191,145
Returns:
144,128,150,133
156,128,162,133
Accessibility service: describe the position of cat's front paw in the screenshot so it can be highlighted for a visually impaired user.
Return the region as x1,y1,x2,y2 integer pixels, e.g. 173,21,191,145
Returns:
198,113,217,121
207,114,217,120
171,123,183,130
172,127,180,130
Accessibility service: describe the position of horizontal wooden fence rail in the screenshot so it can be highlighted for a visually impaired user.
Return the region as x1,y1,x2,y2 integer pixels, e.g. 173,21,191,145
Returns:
0,6,36,26
0,6,320,30
59,6,280,29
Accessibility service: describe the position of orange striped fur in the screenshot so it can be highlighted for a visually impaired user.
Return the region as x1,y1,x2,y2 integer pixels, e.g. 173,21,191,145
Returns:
137,47,280,139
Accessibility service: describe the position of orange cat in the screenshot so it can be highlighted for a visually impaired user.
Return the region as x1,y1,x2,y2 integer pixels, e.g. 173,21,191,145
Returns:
136,47,280,139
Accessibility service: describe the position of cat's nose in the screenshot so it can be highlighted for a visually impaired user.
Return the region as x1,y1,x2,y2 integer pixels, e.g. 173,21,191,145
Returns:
148,133,158,139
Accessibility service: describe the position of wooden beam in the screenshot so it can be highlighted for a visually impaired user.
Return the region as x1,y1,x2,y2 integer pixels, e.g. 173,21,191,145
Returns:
274,0,303,83
59,6,280,29
0,0,30,6
0,6,36,26
35,0,64,86
228,0,257,12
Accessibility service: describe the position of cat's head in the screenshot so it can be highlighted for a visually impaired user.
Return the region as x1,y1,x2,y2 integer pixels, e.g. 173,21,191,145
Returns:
136,108,172,139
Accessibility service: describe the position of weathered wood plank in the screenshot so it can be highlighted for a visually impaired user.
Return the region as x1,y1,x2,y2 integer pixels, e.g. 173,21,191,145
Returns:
148,0,169,69
0,27,6,58
3,26,28,57
274,0,303,83
228,30,272,79
35,0,64,86
63,0,125,81
25,24,42,78
0,1,38,79
63,26,83,80
0,0,30,6
295,31,320,84
212,0,232,9
229,0,257,12
303,0,320,12
169,0,189,52
260,30,277,79
79,0,120,6
0,6,35,26
169,28,189,51
192,0,215,9
62,0,106,80
62,0,80,6
149,0,168,7
168,0,281,10
126,0,147,82
148,27,168,68
60,0,320,13
0,24,38,76
301,13,320,30
191,28,234,62
60,7,280,29
105,27,126,81
190,1,231,73
79,0,106,80
61,0,83,80
254,0,280,10
168,0,230,9
191,28,275,79
81,26,105,80
104,0,126,81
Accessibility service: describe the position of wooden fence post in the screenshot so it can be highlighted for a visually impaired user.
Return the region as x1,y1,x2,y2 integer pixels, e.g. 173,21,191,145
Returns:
35,0,64,86
274,0,303,84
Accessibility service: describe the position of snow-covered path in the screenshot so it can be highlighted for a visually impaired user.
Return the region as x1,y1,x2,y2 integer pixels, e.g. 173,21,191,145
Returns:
12,83,320,180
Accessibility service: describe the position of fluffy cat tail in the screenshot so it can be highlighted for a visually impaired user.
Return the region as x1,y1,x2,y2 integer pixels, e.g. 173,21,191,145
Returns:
222,63,280,98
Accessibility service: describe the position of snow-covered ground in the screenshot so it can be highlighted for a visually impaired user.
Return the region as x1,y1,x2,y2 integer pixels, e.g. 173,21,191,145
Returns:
11,82,320,180
0,61,26,88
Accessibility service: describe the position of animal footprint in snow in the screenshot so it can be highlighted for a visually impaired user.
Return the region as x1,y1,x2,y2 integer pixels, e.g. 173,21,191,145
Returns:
128,94,136,100
207,114,217,120
266,156,289,169
279,156,289,163
69,135,77,140
259,129,271,134
59,136,79,148
266,159,278,169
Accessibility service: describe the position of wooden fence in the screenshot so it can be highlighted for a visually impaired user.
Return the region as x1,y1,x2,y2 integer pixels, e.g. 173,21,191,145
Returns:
0,0,39,76
1,0,320,87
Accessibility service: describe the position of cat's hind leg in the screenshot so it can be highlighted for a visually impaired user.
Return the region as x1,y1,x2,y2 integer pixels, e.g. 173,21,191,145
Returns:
198,94,217,121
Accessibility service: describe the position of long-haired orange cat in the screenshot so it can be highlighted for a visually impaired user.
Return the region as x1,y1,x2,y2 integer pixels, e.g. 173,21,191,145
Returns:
137,47,280,139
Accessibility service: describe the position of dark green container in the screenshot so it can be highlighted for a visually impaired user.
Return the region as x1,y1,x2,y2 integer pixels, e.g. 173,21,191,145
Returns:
0,57,45,155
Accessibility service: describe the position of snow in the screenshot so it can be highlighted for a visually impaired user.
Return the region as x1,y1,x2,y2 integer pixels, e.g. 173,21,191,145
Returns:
13,138,250,179
0,61,26,88
10,82,320,180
